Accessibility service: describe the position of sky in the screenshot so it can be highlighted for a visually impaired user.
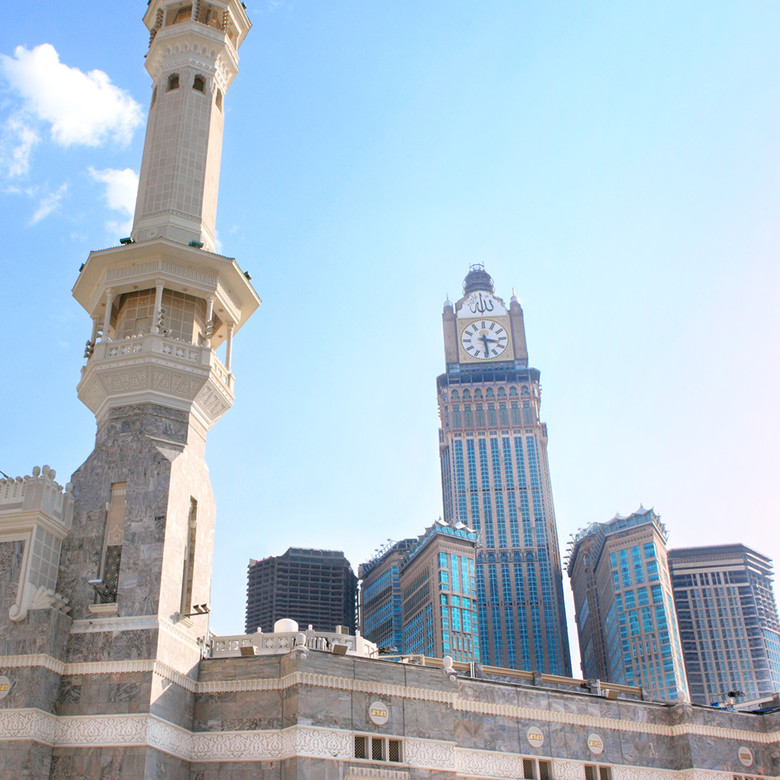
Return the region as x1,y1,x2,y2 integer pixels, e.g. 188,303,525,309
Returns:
1,2,779,672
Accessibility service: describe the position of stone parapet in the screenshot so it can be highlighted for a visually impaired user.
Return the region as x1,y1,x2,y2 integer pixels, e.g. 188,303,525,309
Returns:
77,331,234,430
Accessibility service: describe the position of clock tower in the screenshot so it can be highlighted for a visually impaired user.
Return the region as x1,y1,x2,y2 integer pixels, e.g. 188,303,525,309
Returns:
438,265,571,674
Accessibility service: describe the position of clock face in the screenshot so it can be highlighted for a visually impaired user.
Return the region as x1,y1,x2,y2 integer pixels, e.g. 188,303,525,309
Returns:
460,319,509,360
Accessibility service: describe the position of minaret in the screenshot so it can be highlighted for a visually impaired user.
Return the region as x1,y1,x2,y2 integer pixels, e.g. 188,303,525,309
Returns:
45,2,257,773
131,1,251,251
437,265,571,675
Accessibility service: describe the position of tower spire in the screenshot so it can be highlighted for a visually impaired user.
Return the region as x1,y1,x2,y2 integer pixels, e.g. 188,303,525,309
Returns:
131,1,251,251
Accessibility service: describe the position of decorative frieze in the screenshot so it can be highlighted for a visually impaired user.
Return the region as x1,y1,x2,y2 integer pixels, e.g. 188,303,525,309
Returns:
0,652,776,751
405,738,456,771
0,708,775,778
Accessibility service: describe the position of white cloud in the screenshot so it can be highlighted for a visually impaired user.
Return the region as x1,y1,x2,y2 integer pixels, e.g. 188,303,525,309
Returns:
29,182,67,225
0,43,143,149
89,167,138,215
90,167,138,235
90,167,138,236
0,115,40,177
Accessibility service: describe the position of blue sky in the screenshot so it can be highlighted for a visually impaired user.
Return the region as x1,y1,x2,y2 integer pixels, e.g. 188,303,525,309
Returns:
2,2,779,670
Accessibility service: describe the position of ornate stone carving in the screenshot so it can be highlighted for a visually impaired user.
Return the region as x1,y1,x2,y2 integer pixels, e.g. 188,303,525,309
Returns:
456,747,525,778
613,768,685,780
190,728,285,762
404,738,455,770
553,759,586,780
0,709,57,745
290,726,352,760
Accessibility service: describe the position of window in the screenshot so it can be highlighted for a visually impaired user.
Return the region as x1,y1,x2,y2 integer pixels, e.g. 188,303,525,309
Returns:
193,75,205,92
521,757,552,779
353,734,402,763
180,498,198,615
168,5,193,25
98,482,127,603
585,766,612,780
167,73,180,91
215,88,223,111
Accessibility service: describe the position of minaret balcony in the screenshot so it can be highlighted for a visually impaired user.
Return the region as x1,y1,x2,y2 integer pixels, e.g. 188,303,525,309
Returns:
77,331,234,430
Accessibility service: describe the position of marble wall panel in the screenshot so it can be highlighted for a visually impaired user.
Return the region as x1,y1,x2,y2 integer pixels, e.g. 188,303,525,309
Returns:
65,627,160,663
194,689,283,732
189,760,283,779
151,670,195,729
50,745,149,780
0,738,52,779
401,697,454,744
143,745,190,780
0,666,61,714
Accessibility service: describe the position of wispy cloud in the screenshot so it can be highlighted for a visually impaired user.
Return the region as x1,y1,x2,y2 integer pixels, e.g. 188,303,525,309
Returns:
1,115,40,177
29,182,67,225
89,166,138,235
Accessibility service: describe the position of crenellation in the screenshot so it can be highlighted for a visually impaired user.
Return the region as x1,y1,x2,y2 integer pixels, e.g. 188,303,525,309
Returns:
0,466,73,528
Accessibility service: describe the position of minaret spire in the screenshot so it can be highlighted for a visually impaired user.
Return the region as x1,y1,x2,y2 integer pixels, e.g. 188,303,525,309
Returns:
131,1,251,251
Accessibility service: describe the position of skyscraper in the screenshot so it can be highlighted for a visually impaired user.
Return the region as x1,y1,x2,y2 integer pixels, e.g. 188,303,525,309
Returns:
359,538,416,651
400,519,480,663
359,521,480,662
568,507,689,701
669,544,780,706
245,548,358,634
437,265,570,674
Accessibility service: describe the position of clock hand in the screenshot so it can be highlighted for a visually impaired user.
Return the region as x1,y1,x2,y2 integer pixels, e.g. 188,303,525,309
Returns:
481,334,491,356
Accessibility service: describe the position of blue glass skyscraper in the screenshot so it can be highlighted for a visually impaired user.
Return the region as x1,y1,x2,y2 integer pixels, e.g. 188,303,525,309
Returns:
669,544,780,706
437,265,571,674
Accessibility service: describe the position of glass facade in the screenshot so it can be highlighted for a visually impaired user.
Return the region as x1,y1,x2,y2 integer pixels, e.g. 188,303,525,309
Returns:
437,268,571,675
669,545,780,706
360,522,479,662
359,538,417,652
568,507,689,702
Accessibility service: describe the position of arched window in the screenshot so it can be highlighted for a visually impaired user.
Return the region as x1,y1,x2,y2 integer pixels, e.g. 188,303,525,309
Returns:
167,73,180,91
509,386,518,397
452,405,462,429
486,388,494,398
451,389,459,401
474,388,482,399
171,5,193,25
193,75,205,92
215,88,223,111
463,389,471,400
497,387,506,398
521,385,530,396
